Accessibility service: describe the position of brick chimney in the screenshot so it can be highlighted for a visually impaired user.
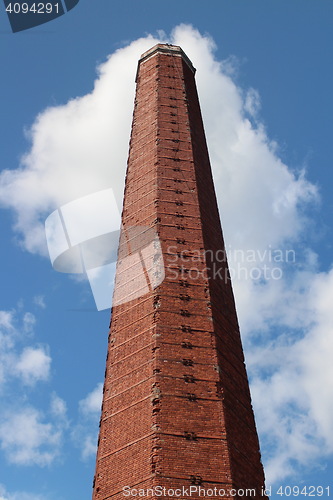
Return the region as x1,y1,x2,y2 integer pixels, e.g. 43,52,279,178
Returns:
92,44,267,500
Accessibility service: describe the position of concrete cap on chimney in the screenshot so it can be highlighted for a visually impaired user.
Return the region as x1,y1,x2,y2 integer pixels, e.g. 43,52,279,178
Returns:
136,43,196,81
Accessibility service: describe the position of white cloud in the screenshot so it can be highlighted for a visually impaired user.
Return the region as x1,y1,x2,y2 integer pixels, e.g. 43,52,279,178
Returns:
72,382,103,460
0,35,160,255
80,434,99,461
0,313,16,368
79,382,103,416
33,295,46,309
0,24,317,263
247,267,333,482
23,312,36,334
0,406,61,466
244,87,261,119
0,309,51,388
50,393,68,420
0,24,332,484
0,483,47,500
0,311,15,332
0,310,67,469
16,346,51,385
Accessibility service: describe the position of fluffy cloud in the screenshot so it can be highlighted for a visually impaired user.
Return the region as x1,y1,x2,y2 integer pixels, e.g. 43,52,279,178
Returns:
22,312,36,334
0,309,50,388
0,406,61,466
0,35,160,255
0,484,46,500
0,311,15,332
0,24,332,484
16,347,51,386
79,382,103,416
72,382,103,460
0,309,67,468
249,269,333,482
0,26,317,259
78,434,99,461
50,392,68,420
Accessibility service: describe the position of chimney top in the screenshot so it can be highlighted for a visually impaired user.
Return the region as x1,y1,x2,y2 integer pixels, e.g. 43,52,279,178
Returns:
137,44,196,78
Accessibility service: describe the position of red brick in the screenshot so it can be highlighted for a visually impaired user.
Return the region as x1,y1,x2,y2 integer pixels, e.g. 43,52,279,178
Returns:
92,44,267,500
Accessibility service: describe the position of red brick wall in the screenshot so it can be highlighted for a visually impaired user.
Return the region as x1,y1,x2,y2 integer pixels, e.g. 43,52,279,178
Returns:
92,45,267,500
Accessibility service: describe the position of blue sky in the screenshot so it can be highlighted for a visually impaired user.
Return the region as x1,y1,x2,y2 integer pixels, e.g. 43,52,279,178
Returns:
0,1,333,499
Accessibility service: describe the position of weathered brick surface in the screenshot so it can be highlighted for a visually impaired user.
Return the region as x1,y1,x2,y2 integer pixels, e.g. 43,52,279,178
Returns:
92,44,267,500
